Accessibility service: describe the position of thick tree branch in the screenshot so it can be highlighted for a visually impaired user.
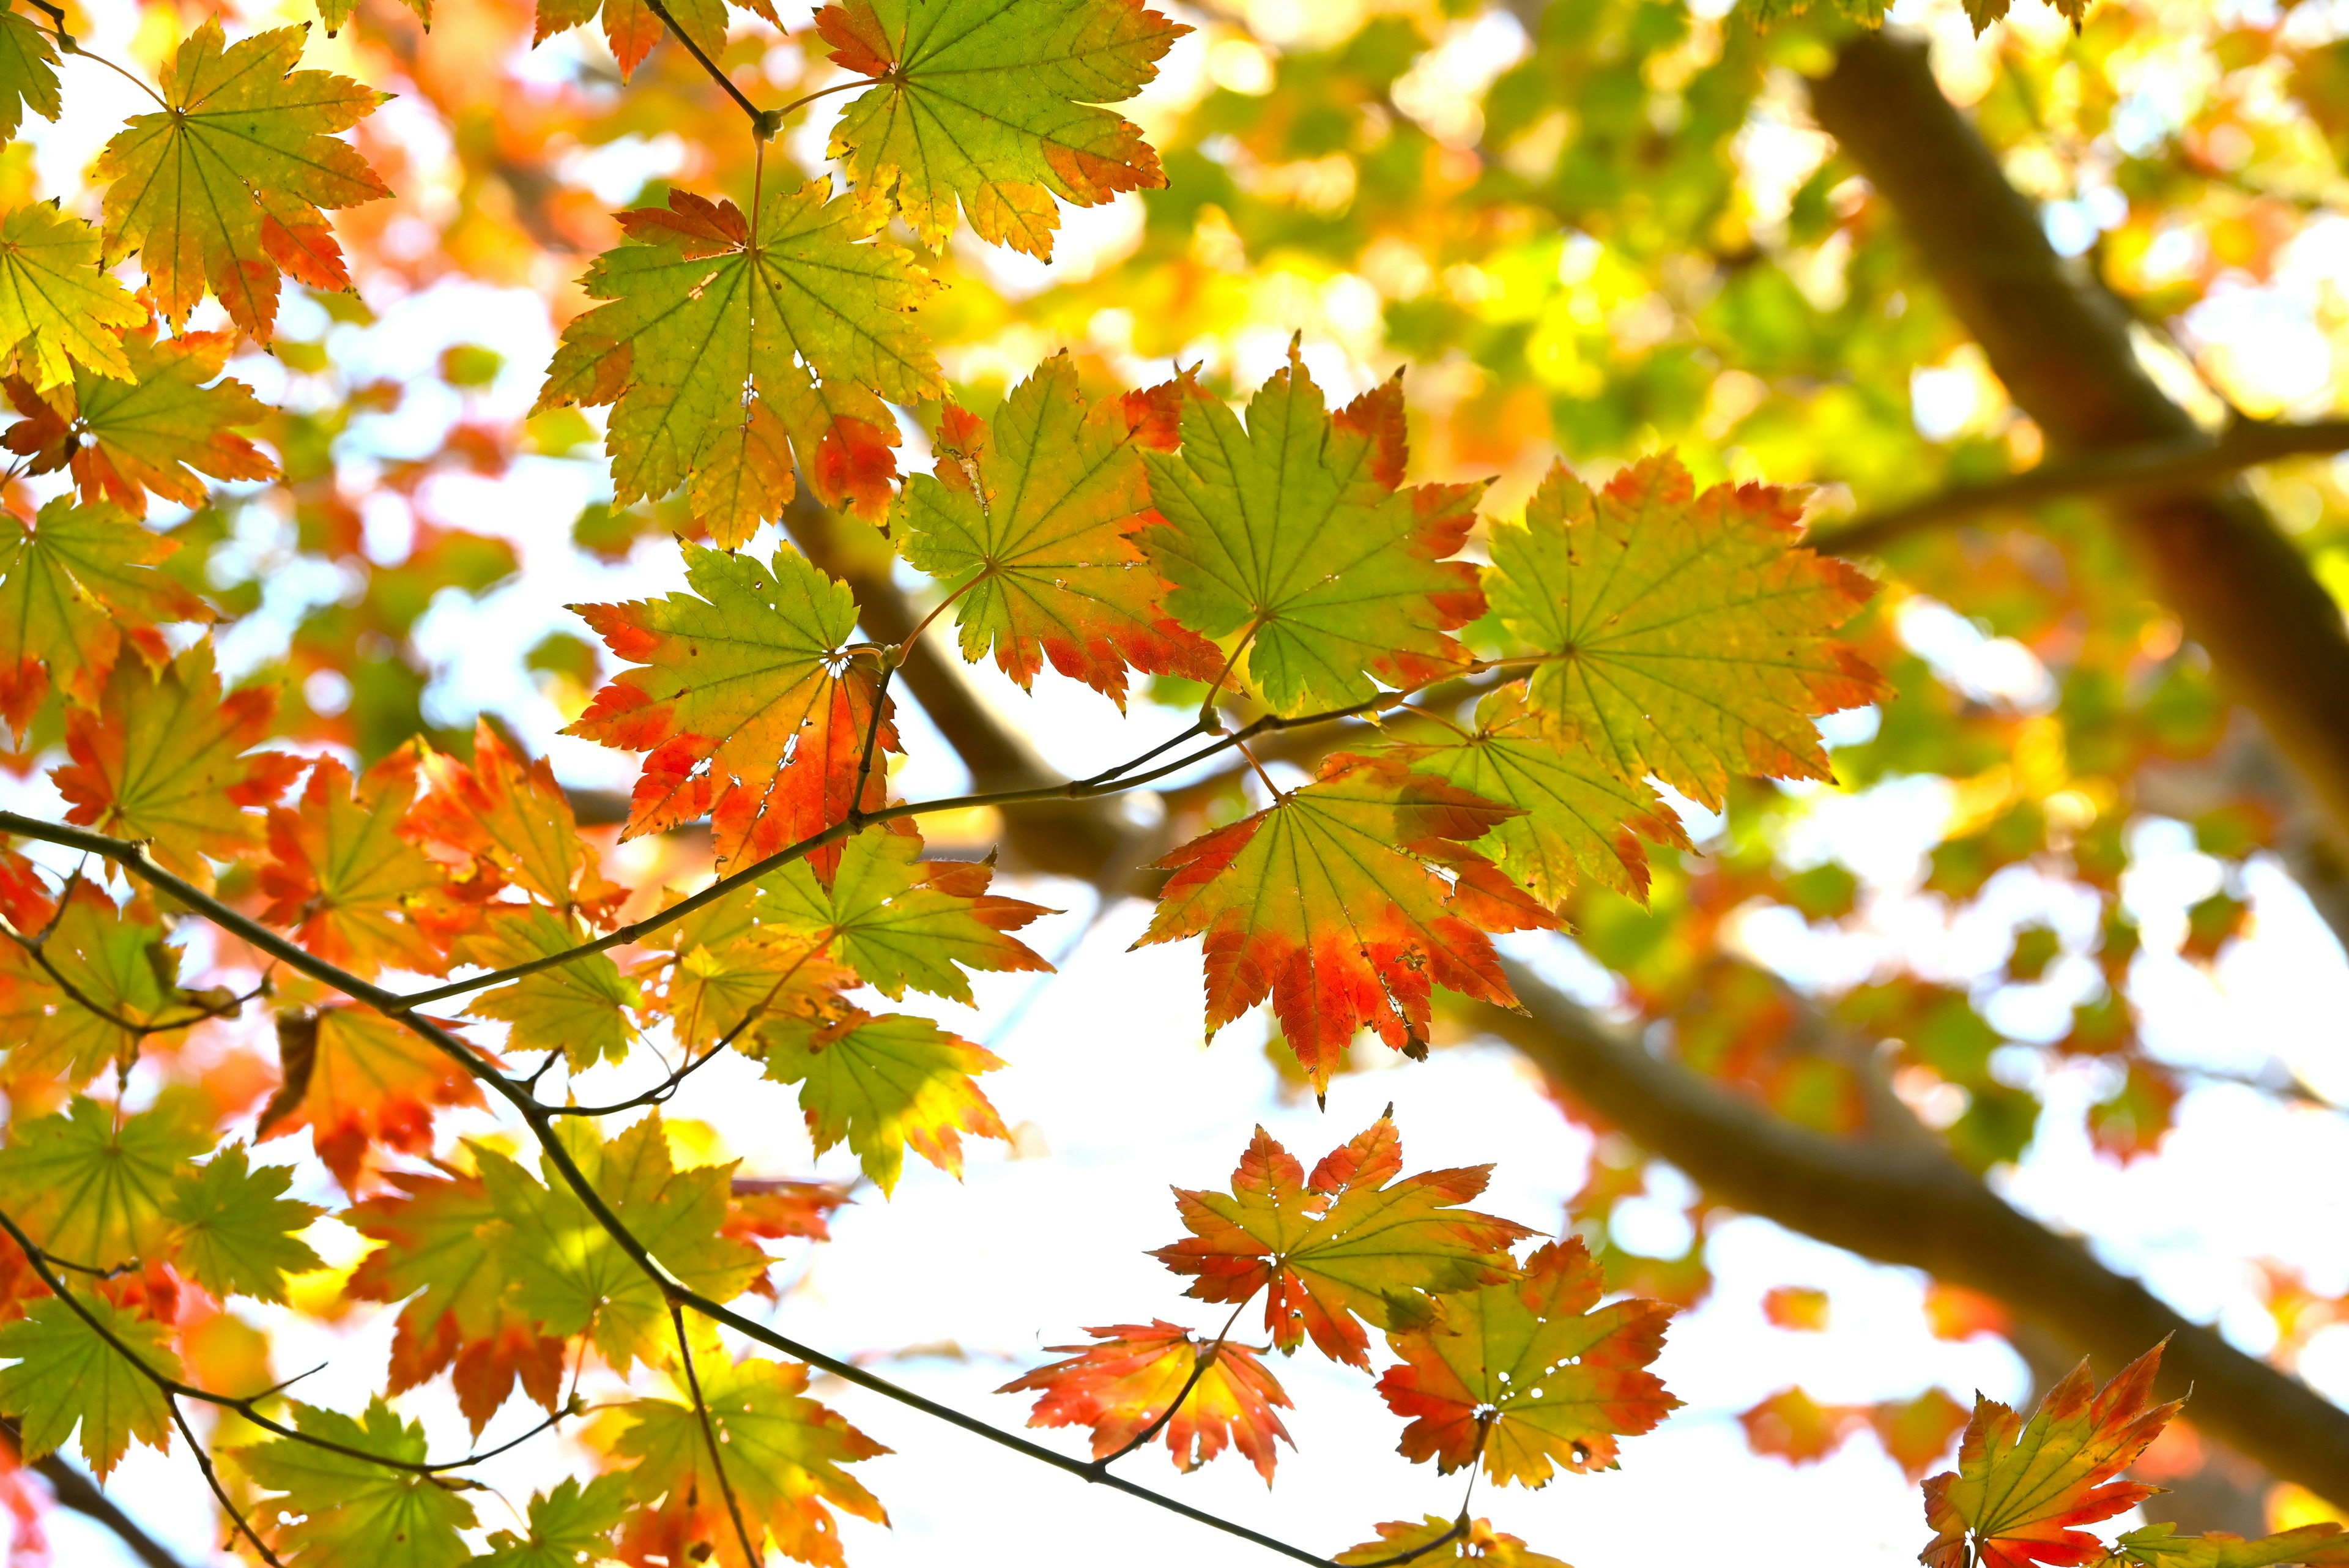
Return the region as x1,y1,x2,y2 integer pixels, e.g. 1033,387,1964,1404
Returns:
1809,31,2349,845
1809,418,2349,558
1478,962,2349,1506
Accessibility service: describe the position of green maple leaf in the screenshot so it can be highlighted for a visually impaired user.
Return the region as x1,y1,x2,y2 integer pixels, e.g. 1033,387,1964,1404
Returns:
756,829,1053,1005
569,541,895,874
458,906,640,1071
896,354,1222,704
647,883,857,1052
0,888,198,1085
1485,452,1883,811
477,1474,631,1568
482,1113,763,1369
1137,347,1485,717
0,5,60,144
1153,1114,1534,1368
757,1008,1007,1194
817,0,1186,258
94,19,392,337
536,181,938,526
0,1095,207,1270
0,1294,179,1478
615,1323,888,1564
52,641,303,882
1135,753,1551,1087
0,497,212,733
237,1398,476,1568
164,1144,324,1303
2,325,278,516
0,204,141,390
1389,688,1688,905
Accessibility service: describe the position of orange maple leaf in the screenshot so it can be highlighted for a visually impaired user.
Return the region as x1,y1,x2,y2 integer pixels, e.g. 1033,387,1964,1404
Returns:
257,1006,486,1194
1000,1320,1294,1482
259,754,455,978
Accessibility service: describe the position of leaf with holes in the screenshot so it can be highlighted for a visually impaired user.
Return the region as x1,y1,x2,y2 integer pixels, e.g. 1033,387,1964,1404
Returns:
570,541,896,877
1486,452,1882,811
1000,1320,1294,1482
1335,1517,1574,1567
896,355,1220,704
1378,1238,1679,1487
239,1399,477,1568
94,21,392,336
1920,1343,2178,1568
818,0,1184,258
0,497,211,736
2,325,276,517
1153,1115,1534,1369
0,1294,178,1479
1135,347,1484,718
51,642,302,883
1137,752,1551,1087
755,1008,1006,1194
478,1474,633,1568
755,828,1053,1005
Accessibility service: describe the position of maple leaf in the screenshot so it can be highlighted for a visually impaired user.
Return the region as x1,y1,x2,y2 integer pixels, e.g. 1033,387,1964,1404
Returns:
239,1398,477,1568
818,0,1184,258
481,1114,765,1370
536,182,939,528
532,0,725,81
1378,1237,1679,1485
0,1096,209,1270
614,1325,889,1568
163,1144,324,1303
52,642,302,883
0,1293,178,1478
756,829,1053,1004
0,497,212,735
94,20,393,337
458,906,642,1071
260,754,453,977
1485,452,1883,811
1152,1115,1534,1368
1335,1517,1573,1567
755,1007,1007,1194
0,886,207,1084
1000,1320,1294,1481
1137,752,1553,1087
0,6,59,144
478,1474,631,1568
1135,348,1485,718
570,542,897,875
0,205,142,390
896,355,1221,704
2,325,277,516
645,883,857,1052
258,1006,486,1194
346,1168,565,1434
1920,1343,2179,1568
2107,1523,2349,1568
1389,688,1688,906
409,719,623,916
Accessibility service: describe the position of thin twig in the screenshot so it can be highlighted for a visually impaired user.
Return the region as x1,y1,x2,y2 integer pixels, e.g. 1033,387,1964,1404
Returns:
669,1301,762,1567
640,0,768,129
166,1396,289,1568
1089,1300,1249,1471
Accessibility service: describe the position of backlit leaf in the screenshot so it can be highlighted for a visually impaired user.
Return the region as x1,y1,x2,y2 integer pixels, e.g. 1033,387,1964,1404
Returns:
409,719,622,917
756,1007,1006,1194
94,20,392,336
239,1398,477,1568
164,1143,324,1302
1486,452,1883,811
260,754,452,978
896,354,1220,704
257,1006,486,1195
1378,1238,1679,1485
0,6,59,144
0,497,209,735
818,0,1184,258
1137,348,1484,718
1137,752,1551,1087
478,1474,632,1568
0,1293,177,1478
458,905,641,1071
0,1096,207,1270
1335,1517,1574,1567
1000,1320,1294,1482
1153,1115,1534,1368
0,204,141,390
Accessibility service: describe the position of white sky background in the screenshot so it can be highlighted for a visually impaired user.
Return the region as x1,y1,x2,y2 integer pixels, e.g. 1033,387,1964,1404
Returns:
9,0,2349,1563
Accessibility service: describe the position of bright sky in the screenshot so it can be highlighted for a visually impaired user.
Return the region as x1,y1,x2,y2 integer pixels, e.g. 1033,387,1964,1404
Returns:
10,0,2349,1564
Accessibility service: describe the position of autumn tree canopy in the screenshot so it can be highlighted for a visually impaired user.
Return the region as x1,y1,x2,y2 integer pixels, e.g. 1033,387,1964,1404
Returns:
0,0,2342,1564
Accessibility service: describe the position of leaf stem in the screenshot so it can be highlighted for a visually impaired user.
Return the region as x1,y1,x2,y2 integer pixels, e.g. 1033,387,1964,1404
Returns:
1089,1299,1250,1471
669,1300,762,1568
166,1395,289,1568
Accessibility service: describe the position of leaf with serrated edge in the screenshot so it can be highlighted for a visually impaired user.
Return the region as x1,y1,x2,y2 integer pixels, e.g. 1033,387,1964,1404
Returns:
0,1294,178,1477
458,905,641,1071
1486,452,1883,811
1000,1320,1293,1481
0,205,141,389
818,0,1184,258
260,754,451,978
897,354,1220,704
0,497,210,735
1335,1516,1575,1567
0,7,60,143
0,1096,208,1270
1378,1237,1679,1486
164,1144,323,1302
478,1474,633,1568
1153,1115,1534,1368
757,1008,1006,1194
238,1399,477,1568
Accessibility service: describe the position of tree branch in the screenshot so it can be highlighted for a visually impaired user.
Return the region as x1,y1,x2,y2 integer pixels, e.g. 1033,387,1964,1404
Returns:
1809,30,2349,847
1808,418,2349,558
1,1417,190,1568
1477,960,2349,1507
